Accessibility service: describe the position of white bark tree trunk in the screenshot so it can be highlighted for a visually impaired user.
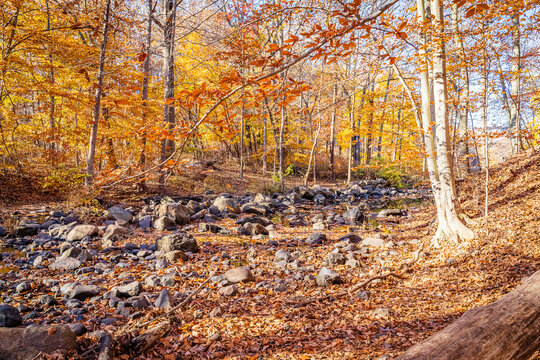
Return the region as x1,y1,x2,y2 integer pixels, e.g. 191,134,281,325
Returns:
431,0,474,243
509,15,521,154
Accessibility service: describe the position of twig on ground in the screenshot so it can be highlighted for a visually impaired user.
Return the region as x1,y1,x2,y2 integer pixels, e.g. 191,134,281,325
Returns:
288,244,424,307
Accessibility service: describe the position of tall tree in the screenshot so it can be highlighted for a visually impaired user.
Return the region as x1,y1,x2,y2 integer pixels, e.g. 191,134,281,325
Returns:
85,0,112,186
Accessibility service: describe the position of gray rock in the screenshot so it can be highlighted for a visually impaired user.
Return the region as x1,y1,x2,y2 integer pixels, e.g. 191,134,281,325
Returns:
163,250,187,262
372,307,391,318
224,267,255,283
67,323,87,336
312,221,326,231
60,247,93,262
346,259,362,268
66,225,98,242
154,289,174,309
275,283,288,292
240,222,268,236
343,207,364,222
155,203,190,225
102,224,130,246
16,281,32,293
337,233,362,243
0,304,22,327
144,275,161,287
138,215,152,229
306,233,326,245
209,306,224,318
117,281,142,297
316,267,341,286
198,223,223,233
326,253,346,266
14,222,40,237
155,259,169,270
156,232,199,253
362,237,385,247
241,203,270,216
186,200,202,215
274,250,291,263
0,325,76,359
38,294,57,306
153,216,176,231
219,285,238,296
49,257,81,271
33,255,46,267
107,206,133,222
69,285,102,300
213,196,239,213
0,225,6,237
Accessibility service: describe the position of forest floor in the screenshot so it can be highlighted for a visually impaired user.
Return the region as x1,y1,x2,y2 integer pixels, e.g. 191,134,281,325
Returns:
0,150,539,359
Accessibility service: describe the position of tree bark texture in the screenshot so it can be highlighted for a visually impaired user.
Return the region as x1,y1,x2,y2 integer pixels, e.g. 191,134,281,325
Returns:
396,270,540,360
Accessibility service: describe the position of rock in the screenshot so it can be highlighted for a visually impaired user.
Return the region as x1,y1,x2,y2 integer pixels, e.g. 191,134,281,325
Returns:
14,222,40,237
326,253,346,266
138,215,152,229
0,325,77,359
337,233,362,243
102,224,130,245
241,203,270,216
362,237,386,247
219,285,238,296
378,208,405,217
69,285,102,300
306,233,327,245
155,259,169,270
163,250,187,262
240,222,268,236
144,275,161,287
154,289,174,309
213,196,239,213
0,304,22,327
38,295,57,306
346,259,362,268
155,203,190,225
356,291,369,300
60,247,93,262
153,216,176,231
15,281,32,294
117,281,142,297
49,258,81,271
186,200,202,215
275,283,288,292
198,223,223,233
66,225,98,242
156,233,199,253
33,255,46,267
274,250,291,263
313,194,327,205
0,225,6,237
224,267,255,283
372,307,391,319
67,323,87,336
236,217,272,227
343,207,364,222
316,267,341,286
107,206,133,222
312,221,326,231
209,306,224,318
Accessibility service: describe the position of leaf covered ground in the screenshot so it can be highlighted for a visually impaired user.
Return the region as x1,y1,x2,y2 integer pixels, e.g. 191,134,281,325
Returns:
1,151,539,360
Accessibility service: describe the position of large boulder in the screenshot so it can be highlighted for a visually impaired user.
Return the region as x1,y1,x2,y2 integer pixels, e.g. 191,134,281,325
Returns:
14,221,40,237
153,216,176,231
69,285,103,300
0,325,77,359
213,196,239,213
343,206,364,222
0,225,7,237
49,258,81,271
106,206,133,222
66,225,98,242
155,203,190,225
0,304,22,327
240,222,268,236
156,232,199,253
59,247,93,262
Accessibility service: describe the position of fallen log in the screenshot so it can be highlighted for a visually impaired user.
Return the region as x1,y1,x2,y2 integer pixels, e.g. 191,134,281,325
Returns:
396,270,540,360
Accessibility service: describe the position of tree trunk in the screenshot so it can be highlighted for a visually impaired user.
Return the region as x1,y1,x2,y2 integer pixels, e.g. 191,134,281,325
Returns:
85,0,112,187
138,0,153,191
396,270,540,360
509,15,521,155
430,0,474,243
304,119,321,187
160,0,176,189
377,70,393,158
347,88,356,184
262,117,267,176
329,78,337,180
481,25,489,225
